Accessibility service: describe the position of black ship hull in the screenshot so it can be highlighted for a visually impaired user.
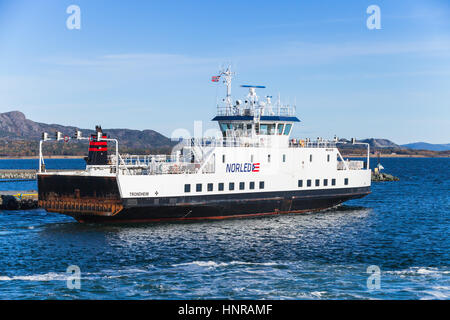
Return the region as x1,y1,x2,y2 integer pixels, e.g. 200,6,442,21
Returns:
38,175,371,223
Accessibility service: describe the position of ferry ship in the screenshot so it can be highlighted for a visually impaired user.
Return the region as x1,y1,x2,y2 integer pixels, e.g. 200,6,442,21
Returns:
37,68,371,223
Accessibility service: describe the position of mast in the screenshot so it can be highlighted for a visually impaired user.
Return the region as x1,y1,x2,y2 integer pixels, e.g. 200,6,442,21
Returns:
221,66,234,115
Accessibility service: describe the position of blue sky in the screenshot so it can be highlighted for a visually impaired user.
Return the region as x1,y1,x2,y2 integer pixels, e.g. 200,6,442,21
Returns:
0,0,449,144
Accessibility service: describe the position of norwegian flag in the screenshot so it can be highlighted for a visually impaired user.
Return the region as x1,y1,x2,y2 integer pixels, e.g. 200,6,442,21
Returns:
252,163,260,172
211,75,221,82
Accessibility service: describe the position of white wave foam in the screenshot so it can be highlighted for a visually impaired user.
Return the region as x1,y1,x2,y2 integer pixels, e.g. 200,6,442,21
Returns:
172,261,278,268
310,291,326,298
421,286,450,300
385,267,450,276
0,272,68,281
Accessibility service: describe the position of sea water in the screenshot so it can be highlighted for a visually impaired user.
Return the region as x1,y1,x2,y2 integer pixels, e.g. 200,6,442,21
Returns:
0,158,448,299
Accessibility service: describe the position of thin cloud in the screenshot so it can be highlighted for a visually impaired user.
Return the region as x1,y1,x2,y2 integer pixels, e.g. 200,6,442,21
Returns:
42,53,220,68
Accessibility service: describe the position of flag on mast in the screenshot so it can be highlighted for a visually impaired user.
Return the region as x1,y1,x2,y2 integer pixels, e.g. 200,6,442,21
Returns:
211,75,221,82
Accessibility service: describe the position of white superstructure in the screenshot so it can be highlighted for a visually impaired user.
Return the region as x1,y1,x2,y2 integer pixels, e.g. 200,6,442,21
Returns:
37,67,371,223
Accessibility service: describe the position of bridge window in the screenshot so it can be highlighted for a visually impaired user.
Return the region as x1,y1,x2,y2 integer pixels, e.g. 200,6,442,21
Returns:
283,124,292,135
218,183,224,191
196,184,202,192
220,123,233,132
229,182,235,191
239,182,245,190
207,183,213,192
277,124,284,135
250,182,255,189
184,184,191,193
298,180,303,187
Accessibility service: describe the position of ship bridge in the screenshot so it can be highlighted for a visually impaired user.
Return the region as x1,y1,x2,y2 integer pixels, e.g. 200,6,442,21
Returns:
211,72,300,139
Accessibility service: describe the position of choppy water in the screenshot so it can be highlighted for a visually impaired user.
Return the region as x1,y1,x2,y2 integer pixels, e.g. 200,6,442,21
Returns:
0,158,448,299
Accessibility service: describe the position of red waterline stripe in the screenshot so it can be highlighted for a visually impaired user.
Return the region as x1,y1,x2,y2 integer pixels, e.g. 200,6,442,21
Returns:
89,148,107,151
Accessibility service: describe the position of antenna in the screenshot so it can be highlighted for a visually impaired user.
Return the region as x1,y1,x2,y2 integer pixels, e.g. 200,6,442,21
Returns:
220,65,234,114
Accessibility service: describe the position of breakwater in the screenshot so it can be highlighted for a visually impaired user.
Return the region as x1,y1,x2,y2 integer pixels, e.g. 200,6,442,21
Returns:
371,170,400,181
0,169,36,180
0,191,38,210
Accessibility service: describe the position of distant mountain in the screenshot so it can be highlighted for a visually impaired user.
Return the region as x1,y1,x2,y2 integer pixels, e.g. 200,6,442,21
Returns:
358,138,402,149
401,142,450,152
0,110,447,158
337,138,402,149
0,111,176,156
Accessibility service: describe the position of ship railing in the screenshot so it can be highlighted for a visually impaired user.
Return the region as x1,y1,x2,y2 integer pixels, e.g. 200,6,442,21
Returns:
216,105,296,117
183,137,272,148
289,139,337,148
107,154,215,175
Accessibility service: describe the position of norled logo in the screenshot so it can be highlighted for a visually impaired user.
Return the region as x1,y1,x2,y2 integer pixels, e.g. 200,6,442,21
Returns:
226,163,260,173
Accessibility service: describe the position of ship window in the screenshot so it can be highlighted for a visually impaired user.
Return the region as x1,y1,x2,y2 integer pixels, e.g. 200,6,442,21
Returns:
283,124,292,135
184,184,191,193
344,178,349,185
277,124,284,135
310,154,313,162
229,182,235,191
255,123,260,134
260,124,268,135
267,124,275,135
222,155,225,163
220,123,233,132
268,154,271,163
327,154,330,162
251,154,254,162
324,179,328,186
239,182,245,190
220,123,227,132
250,182,255,189
218,183,224,191
315,179,320,187
298,180,303,187
259,181,265,189
283,154,286,162
332,179,336,186
196,184,202,192
207,183,213,192
307,179,312,187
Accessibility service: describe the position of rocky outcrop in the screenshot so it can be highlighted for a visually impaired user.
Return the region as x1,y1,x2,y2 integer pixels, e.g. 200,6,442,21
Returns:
371,171,400,182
